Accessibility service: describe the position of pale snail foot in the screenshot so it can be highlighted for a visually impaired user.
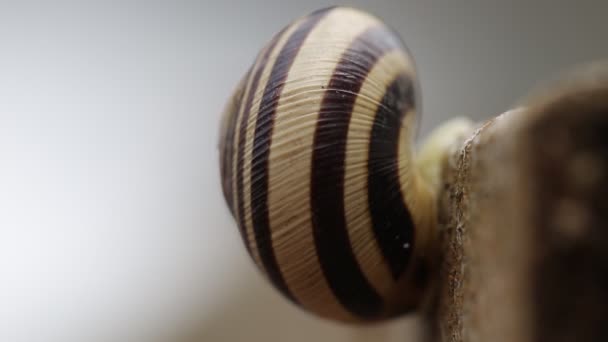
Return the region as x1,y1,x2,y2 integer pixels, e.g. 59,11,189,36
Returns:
416,117,476,192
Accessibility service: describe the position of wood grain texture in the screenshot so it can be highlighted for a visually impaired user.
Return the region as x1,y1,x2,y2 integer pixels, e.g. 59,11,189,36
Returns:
427,64,608,342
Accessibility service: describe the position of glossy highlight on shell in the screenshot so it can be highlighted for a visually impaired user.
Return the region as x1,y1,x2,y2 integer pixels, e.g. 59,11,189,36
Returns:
219,6,437,323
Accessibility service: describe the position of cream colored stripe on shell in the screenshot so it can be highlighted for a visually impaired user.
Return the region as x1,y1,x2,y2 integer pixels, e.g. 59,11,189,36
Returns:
343,50,416,299
266,7,382,322
398,113,436,271
239,20,304,271
231,48,263,266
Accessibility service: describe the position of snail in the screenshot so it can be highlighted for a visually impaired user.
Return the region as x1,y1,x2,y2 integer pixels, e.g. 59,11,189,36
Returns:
218,6,472,323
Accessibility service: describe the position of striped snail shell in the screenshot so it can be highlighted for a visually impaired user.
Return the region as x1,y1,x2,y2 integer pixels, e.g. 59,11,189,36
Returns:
219,6,440,323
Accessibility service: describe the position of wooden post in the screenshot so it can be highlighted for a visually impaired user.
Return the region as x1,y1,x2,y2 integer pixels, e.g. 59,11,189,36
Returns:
427,64,608,342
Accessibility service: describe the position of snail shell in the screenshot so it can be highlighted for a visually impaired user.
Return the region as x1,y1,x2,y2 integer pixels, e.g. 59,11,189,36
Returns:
219,6,438,323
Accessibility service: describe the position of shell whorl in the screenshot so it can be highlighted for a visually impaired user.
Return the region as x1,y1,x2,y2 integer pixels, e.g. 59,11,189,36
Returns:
219,7,437,323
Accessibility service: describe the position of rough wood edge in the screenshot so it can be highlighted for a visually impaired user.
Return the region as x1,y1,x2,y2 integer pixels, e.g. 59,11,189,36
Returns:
426,64,608,342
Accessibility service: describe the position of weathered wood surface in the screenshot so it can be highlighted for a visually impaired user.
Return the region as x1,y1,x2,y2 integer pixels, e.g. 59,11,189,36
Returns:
428,65,608,342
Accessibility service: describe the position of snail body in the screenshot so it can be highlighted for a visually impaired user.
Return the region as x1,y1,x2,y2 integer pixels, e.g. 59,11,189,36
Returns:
219,6,461,323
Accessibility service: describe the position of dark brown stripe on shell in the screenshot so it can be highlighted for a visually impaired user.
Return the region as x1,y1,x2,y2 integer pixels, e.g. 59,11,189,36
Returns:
368,73,416,280
235,31,284,256
221,72,249,216
309,26,405,318
249,8,333,303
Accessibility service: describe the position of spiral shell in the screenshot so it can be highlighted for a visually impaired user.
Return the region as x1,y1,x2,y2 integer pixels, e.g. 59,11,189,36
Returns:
219,6,437,323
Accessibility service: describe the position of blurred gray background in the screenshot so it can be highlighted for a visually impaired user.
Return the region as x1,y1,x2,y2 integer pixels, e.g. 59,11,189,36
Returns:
1,1,606,341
